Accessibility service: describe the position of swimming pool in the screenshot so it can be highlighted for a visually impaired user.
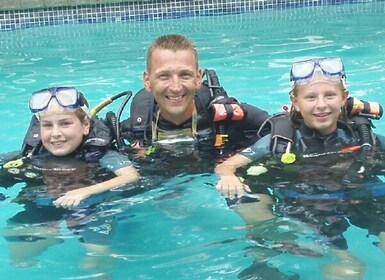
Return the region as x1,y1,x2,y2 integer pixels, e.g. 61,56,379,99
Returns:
1,1,385,279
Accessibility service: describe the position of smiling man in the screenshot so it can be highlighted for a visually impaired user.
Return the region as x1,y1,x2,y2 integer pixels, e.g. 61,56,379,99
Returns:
143,35,202,127
116,34,270,199
121,34,269,160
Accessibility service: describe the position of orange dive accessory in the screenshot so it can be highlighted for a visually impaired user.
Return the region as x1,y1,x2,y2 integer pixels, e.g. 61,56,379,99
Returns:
346,97,383,120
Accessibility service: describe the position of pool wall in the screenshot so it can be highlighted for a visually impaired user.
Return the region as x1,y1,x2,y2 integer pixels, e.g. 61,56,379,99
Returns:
0,0,382,31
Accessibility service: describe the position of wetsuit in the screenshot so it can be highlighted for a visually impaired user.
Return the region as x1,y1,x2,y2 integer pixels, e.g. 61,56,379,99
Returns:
238,118,385,250
1,150,134,245
0,116,135,263
121,87,270,152
119,86,269,181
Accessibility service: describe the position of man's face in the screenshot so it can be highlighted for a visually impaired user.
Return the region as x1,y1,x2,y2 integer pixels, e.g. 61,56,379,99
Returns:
143,48,202,125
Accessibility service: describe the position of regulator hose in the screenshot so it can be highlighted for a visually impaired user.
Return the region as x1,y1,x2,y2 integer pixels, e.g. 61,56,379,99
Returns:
105,111,118,144
357,123,373,161
115,91,133,150
91,91,131,117
350,122,373,179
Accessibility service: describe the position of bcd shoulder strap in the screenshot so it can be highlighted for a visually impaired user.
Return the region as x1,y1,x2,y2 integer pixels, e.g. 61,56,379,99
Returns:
84,118,113,148
121,69,224,146
120,88,155,146
21,115,42,156
258,112,295,159
82,118,113,162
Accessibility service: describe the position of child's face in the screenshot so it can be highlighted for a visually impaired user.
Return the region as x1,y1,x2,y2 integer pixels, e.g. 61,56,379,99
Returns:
39,102,90,157
291,79,348,135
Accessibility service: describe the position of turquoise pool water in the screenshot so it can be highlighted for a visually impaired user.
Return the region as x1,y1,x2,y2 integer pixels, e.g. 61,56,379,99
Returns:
1,2,385,279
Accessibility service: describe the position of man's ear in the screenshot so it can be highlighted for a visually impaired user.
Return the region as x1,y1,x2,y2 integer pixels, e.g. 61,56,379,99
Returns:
143,71,151,91
196,68,203,88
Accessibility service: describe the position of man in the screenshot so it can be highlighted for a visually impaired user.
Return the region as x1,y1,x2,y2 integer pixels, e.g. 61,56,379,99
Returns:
120,34,269,183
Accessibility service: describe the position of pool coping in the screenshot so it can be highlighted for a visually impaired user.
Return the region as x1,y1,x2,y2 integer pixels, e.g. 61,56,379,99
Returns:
0,0,378,31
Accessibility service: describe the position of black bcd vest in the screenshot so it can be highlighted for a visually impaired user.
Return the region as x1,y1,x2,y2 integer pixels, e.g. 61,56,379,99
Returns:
258,112,376,160
21,115,113,162
120,69,240,148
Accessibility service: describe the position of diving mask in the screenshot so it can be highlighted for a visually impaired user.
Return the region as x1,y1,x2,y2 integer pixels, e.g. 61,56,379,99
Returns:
29,87,91,117
290,57,346,85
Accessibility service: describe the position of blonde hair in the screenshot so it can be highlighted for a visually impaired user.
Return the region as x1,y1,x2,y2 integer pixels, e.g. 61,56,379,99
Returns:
73,107,89,122
146,34,199,72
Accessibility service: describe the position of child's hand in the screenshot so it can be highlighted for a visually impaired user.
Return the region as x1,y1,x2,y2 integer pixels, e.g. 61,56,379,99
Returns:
53,187,91,208
216,175,251,200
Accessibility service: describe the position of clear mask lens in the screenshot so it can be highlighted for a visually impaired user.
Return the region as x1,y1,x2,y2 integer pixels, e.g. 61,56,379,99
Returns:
29,87,79,113
29,90,51,111
290,57,345,84
291,60,314,80
55,88,79,107
318,58,344,75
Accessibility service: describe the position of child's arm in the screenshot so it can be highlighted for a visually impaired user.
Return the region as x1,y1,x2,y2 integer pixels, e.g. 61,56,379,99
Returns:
215,153,252,199
214,134,271,199
54,151,139,208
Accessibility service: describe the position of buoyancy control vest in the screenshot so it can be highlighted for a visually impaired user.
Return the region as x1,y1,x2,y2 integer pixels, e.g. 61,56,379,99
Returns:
257,112,377,163
21,115,113,162
120,69,246,149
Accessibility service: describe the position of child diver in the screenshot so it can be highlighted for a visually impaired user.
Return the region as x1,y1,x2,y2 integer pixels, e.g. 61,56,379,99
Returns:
1,87,139,271
21,86,139,208
215,57,385,280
